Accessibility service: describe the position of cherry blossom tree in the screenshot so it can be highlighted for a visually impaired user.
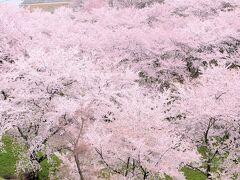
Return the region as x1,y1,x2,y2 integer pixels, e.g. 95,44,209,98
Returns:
0,0,240,178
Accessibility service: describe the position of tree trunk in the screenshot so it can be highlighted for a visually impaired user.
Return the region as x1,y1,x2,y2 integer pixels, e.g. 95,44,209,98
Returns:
74,153,84,180
22,171,38,180
206,159,212,180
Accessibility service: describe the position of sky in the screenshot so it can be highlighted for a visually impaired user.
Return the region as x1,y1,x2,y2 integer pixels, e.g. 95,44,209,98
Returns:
0,0,22,5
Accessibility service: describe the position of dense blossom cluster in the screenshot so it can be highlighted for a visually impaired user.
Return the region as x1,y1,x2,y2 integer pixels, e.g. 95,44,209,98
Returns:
0,0,239,179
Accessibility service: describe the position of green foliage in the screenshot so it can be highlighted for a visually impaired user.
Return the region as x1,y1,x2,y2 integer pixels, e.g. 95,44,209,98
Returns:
0,135,61,179
231,173,239,180
98,160,173,180
197,133,230,174
186,132,235,180
148,173,173,180
0,134,26,177
37,152,62,180
163,174,173,180
98,167,114,179
197,144,221,173
181,166,207,180
197,145,208,159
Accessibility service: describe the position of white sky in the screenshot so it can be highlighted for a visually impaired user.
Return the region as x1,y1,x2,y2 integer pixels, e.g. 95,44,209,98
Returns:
0,0,22,5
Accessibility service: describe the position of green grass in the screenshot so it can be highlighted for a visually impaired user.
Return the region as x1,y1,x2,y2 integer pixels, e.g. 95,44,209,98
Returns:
181,166,207,180
37,152,62,180
0,135,62,179
0,135,24,177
